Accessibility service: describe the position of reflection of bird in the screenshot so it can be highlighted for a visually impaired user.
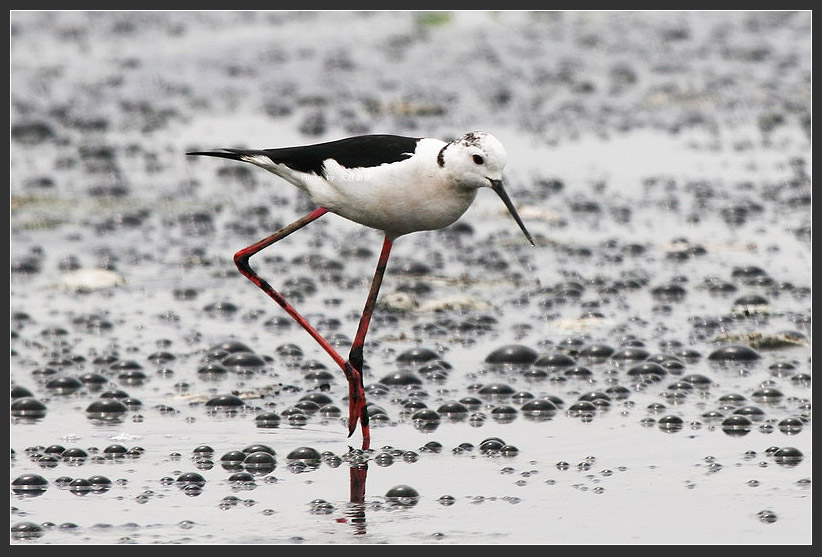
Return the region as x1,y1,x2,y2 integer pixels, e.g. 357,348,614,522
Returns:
188,131,534,449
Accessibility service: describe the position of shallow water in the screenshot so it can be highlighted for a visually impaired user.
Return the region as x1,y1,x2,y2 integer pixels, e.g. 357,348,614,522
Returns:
10,11,811,544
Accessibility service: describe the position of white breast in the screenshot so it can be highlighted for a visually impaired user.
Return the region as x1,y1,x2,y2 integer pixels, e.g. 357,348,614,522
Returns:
302,139,477,238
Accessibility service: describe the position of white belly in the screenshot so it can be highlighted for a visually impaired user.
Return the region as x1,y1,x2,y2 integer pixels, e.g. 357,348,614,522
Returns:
303,143,477,237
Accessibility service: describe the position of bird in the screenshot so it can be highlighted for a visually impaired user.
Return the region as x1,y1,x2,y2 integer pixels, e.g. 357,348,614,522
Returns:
187,131,534,449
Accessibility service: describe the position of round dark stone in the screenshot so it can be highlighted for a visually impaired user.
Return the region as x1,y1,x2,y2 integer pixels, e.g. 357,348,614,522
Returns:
239,445,273,457
650,283,687,301
62,447,88,461
228,472,256,485
204,394,245,408
534,352,577,368
176,472,206,487
478,438,506,454
276,343,304,358
254,412,282,428
708,344,762,361
10,521,45,540
500,444,519,457
10,397,47,418
243,451,276,474
197,362,228,377
396,347,439,364
379,371,423,386
578,344,615,360
777,417,804,435
220,451,247,470
751,388,784,403
490,405,518,422
68,478,94,494
10,385,33,398
681,374,712,388
610,347,650,362
485,344,539,365
605,386,631,400
772,447,803,467
300,392,334,406
626,362,668,379
520,398,558,420
85,398,128,418
385,484,419,506
78,373,109,389
221,351,267,371
721,415,753,436
733,406,766,421
411,409,440,422
658,415,685,432
87,475,112,492
44,444,66,455
286,447,321,470
437,401,469,419
476,383,516,398
45,376,84,395
564,365,593,378
318,404,342,418
567,401,597,416
11,473,48,495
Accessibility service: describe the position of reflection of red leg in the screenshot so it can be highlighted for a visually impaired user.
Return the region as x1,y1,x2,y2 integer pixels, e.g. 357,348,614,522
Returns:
349,463,368,504
346,236,394,450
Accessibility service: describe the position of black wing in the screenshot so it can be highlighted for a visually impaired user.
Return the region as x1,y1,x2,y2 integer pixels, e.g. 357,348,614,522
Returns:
188,134,421,177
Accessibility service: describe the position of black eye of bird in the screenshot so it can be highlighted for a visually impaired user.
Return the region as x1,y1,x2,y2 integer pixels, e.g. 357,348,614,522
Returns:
472,154,484,165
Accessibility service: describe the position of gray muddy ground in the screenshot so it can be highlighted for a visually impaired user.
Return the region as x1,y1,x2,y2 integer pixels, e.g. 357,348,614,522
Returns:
10,11,811,544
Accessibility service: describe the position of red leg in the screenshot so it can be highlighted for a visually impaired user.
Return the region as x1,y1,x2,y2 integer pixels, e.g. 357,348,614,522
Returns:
233,207,360,387
346,235,393,450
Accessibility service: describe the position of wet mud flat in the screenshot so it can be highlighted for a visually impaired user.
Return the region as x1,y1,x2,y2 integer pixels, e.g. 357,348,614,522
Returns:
10,12,811,544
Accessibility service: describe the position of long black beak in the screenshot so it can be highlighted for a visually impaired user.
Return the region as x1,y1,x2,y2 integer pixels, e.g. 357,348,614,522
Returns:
489,180,535,246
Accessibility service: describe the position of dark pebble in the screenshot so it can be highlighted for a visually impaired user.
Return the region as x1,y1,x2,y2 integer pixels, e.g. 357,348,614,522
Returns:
477,383,516,398
85,399,128,420
721,415,753,436
521,398,558,420
385,484,419,507
10,521,46,540
10,385,33,398
658,415,685,432
10,397,48,419
176,472,206,487
431,401,466,421
708,344,762,361
379,371,423,386
255,412,282,428
396,347,439,364
243,451,277,474
204,394,245,409
45,376,84,394
610,347,650,362
221,351,267,372
772,447,803,467
11,473,49,495
220,451,247,470
534,352,576,368
485,344,539,365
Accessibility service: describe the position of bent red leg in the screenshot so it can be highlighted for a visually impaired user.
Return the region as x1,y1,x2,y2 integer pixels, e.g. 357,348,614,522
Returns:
346,235,394,450
234,206,352,376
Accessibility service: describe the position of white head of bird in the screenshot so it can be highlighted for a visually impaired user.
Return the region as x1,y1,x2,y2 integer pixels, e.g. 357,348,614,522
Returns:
441,131,534,246
439,131,507,189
